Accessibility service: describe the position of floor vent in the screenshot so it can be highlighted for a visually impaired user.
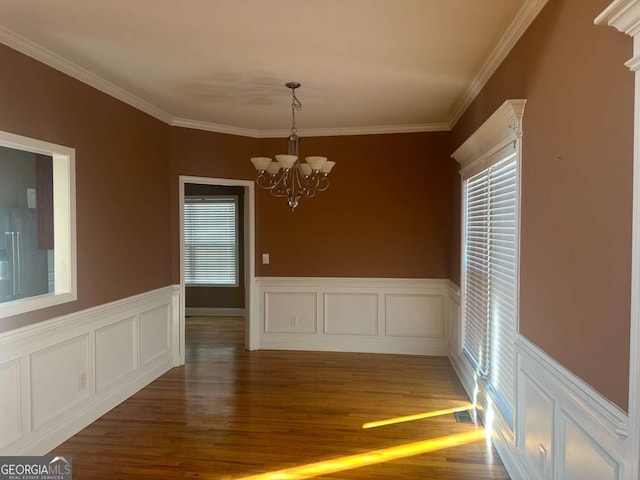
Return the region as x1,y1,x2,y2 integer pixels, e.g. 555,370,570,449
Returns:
453,410,476,424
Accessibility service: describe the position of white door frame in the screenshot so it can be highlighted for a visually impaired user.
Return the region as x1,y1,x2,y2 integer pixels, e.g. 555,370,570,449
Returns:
178,175,258,360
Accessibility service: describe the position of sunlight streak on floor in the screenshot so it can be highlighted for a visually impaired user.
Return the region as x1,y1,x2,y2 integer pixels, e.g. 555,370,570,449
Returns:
362,404,475,429
235,430,486,480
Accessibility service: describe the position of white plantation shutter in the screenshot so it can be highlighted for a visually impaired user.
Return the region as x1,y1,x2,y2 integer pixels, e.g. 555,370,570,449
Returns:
463,150,518,426
184,197,238,286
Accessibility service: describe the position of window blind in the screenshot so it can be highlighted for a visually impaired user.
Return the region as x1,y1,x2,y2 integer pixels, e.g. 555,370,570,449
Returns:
463,169,490,376
184,197,238,286
462,151,518,426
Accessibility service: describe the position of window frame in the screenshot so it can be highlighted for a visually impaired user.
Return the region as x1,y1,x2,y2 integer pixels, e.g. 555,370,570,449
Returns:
462,147,519,426
183,195,239,288
452,99,526,431
0,130,77,319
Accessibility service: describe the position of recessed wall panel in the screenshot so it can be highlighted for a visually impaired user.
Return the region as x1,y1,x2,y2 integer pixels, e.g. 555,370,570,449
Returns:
385,293,444,337
96,316,136,392
521,372,554,478
265,292,317,333
562,413,619,480
324,293,378,335
140,305,170,367
0,360,22,448
31,335,90,429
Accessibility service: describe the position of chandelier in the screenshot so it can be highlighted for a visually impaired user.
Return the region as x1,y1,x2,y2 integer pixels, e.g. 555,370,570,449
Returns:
250,82,335,211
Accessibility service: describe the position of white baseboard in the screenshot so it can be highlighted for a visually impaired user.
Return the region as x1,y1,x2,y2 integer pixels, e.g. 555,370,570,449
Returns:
0,285,181,455
256,277,451,355
185,307,245,317
448,282,630,480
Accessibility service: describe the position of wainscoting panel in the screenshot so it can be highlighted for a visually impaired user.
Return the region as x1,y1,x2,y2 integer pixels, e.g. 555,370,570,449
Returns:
139,305,171,367
30,334,91,430
257,277,450,355
560,411,620,480
448,285,461,355
447,280,630,480
520,370,554,478
0,359,22,449
264,292,317,334
385,293,444,338
0,285,181,456
324,293,378,335
95,316,137,393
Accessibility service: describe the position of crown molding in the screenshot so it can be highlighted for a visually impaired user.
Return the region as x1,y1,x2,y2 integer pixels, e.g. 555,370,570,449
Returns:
170,118,263,138
262,123,451,138
0,6,542,139
172,118,450,138
0,25,174,124
447,0,549,129
595,0,640,36
451,99,526,169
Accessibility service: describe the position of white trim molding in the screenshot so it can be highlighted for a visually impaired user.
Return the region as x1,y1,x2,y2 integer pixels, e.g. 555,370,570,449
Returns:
596,0,640,37
0,25,174,125
448,0,549,128
0,130,77,320
517,337,629,441
0,285,181,455
256,277,451,355
172,118,450,138
596,2,640,478
451,98,526,172
178,176,257,352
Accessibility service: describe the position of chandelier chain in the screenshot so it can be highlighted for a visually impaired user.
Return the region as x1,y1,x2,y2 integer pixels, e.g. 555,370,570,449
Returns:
290,88,302,135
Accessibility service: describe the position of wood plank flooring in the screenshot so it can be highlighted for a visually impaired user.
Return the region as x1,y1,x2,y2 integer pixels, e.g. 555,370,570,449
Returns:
50,317,510,479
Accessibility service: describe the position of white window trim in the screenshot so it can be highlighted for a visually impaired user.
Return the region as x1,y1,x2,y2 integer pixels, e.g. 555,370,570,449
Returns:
452,98,526,430
0,130,77,319
184,195,239,288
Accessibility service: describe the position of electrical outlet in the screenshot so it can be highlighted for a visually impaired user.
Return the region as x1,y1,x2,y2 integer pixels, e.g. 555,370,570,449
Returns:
262,253,270,264
290,315,298,326
78,372,87,391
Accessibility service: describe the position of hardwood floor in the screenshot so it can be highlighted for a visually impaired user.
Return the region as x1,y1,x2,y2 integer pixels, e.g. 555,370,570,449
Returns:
51,317,510,479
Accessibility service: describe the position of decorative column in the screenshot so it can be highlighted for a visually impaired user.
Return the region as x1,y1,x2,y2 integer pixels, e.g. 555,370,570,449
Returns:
596,1,640,478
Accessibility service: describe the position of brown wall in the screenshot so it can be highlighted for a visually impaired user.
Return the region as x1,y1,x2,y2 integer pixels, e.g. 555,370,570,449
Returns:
171,128,455,281
453,0,633,410
0,43,172,332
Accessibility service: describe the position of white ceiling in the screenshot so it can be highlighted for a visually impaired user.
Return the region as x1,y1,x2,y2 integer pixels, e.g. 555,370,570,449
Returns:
0,0,547,137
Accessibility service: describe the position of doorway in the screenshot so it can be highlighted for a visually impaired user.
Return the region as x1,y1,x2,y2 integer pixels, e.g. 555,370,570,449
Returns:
178,176,257,362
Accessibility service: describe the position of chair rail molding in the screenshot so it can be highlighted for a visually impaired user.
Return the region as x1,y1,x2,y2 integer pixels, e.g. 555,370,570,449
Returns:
596,1,640,478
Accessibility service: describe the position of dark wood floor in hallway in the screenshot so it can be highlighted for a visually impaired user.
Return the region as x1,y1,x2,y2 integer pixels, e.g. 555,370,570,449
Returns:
51,316,510,479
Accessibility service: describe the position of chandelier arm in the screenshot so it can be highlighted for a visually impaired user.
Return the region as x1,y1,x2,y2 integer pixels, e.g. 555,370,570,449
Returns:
256,173,279,190
315,176,330,192
271,170,292,198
